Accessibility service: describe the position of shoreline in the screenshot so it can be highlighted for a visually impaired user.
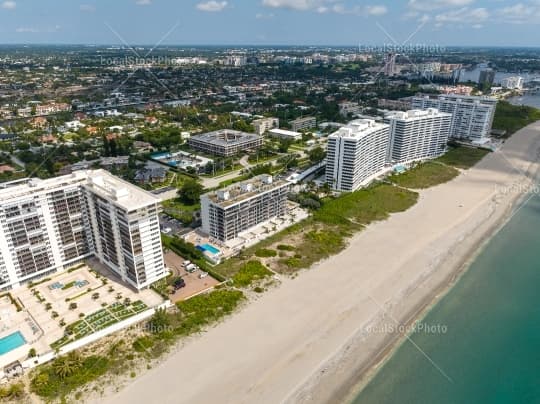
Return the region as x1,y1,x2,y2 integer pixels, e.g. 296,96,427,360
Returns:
289,123,540,404
100,121,540,404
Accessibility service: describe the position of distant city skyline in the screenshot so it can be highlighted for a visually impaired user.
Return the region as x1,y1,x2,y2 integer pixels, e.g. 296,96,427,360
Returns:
0,1,539,47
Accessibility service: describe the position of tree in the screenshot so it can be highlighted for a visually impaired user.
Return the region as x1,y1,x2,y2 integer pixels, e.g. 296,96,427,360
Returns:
278,139,293,153
28,347,37,358
179,179,204,205
69,302,77,310
308,146,326,164
53,352,82,379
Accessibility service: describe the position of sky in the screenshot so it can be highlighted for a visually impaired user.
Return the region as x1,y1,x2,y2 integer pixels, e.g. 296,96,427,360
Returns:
0,0,538,47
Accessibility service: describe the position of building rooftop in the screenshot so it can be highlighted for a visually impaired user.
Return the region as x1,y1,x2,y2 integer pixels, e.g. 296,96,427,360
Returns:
0,170,161,211
329,119,389,140
415,93,497,104
203,174,289,208
268,128,301,136
190,129,261,146
385,108,452,121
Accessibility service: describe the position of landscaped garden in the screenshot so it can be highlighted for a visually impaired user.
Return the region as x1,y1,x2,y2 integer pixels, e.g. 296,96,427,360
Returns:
51,300,149,350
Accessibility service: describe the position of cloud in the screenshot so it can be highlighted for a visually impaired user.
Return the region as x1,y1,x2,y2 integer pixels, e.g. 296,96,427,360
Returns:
495,2,540,24
16,25,61,33
408,0,474,11
365,5,387,16
80,4,96,12
434,7,489,24
16,27,38,33
196,1,228,12
262,0,321,10
263,1,387,16
256,12,275,19
135,0,152,5
1,1,16,9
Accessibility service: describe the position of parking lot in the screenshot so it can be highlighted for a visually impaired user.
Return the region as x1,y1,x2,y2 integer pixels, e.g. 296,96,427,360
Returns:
163,251,220,303
159,213,188,236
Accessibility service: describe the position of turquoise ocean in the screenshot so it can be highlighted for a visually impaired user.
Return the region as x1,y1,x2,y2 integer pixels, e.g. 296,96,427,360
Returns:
353,194,540,404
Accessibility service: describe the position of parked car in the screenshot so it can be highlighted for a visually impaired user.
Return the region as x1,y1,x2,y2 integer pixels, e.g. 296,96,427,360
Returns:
199,271,208,279
183,260,191,267
186,263,197,273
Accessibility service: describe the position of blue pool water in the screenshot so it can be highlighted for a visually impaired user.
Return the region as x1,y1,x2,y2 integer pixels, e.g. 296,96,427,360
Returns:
0,331,26,355
198,243,220,255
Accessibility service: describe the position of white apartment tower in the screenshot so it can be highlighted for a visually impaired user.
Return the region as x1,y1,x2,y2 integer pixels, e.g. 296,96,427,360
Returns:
384,109,452,165
201,175,290,242
412,94,497,142
326,120,390,192
0,170,167,291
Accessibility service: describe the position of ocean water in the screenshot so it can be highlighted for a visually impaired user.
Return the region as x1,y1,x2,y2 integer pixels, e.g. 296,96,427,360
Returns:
352,196,540,404
509,94,540,109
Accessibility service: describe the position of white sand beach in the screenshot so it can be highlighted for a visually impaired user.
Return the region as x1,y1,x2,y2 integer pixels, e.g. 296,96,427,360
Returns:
99,121,540,404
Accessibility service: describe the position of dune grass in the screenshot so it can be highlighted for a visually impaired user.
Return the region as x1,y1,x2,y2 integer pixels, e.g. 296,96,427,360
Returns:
390,162,459,189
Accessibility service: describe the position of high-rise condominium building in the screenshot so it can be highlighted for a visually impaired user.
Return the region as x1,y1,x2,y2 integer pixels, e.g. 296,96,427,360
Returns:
201,174,290,242
0,170,166,291
326,119,390,192
412,94,497,142
501,76,524,90
384,108,452,165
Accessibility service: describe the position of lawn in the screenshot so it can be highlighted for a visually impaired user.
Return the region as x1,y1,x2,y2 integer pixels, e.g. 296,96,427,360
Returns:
435,145,490,169
390,162,459,189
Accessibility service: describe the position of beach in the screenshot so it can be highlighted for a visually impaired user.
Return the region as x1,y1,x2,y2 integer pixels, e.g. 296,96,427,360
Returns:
99,121,540,404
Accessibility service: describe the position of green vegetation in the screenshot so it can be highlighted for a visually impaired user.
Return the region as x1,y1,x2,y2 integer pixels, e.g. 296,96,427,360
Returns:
51,301,149,349
390,162,459,189
32,289,244,401
217,184,418,276
0,382,25,400
255,248,278,258
232,261,273,287
175,289,245,334
435,144,490,169
31,353,109,400
178,179,204,205
492,101,540,136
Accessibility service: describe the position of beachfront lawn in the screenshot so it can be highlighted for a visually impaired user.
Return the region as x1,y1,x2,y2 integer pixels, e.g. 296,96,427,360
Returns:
436,145,490,169
390,162,459,189
232,261,273,287
492,101,540,136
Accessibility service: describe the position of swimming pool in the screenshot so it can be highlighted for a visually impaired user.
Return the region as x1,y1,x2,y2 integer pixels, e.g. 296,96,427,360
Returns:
0,331,26,355
198,243,220,255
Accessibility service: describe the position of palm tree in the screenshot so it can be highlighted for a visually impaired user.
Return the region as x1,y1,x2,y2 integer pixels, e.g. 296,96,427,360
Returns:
53,352,82,379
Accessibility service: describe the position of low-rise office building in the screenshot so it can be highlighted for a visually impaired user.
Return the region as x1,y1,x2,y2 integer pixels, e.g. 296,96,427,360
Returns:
384,108,452,164
201,174,290,242
268,128,302,141
252,117,279,135
188,129,263,157
290,116,316,132
0,170,167,291
326,120,390,191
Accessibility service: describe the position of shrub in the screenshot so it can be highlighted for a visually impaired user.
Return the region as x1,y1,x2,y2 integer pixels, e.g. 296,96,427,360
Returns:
254,248,277,258
232,261,272,287
277,244,295,251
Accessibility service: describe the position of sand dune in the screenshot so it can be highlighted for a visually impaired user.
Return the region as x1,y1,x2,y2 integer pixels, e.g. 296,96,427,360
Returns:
100,121,540,404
